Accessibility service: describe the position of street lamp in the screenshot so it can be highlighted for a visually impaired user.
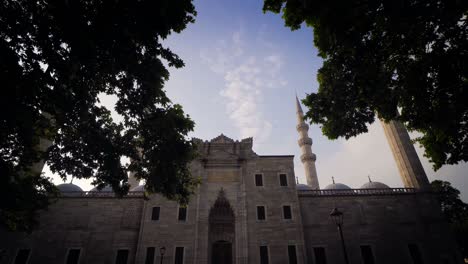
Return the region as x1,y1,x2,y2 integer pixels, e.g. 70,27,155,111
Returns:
159,247,166,264
330,207,350,264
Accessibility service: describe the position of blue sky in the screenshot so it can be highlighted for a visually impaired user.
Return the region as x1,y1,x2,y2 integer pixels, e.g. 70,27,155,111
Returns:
49,0,468,201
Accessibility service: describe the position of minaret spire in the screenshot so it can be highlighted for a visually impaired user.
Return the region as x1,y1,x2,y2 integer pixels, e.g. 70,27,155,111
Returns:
295,96,320,189
381,120,430,189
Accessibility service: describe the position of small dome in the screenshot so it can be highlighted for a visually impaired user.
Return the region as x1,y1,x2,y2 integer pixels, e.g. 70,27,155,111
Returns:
89,185,114,192
323,183,352,190
360,181,390,189
131,185,145,192
296,184,312,190
57,183,83,197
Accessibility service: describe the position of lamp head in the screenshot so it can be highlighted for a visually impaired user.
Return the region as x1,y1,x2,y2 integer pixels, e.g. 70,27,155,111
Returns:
329,207,344,225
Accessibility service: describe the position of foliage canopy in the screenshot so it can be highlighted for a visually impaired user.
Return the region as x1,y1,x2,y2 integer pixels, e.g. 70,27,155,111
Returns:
263,0,468,170
0,0,198,232
431,180,468,258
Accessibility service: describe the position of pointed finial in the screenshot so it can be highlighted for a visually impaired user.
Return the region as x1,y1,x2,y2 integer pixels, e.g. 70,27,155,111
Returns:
368,175,372,182
295,95,304,113
70,176,74,184
332,176,335,184
296,176,299,184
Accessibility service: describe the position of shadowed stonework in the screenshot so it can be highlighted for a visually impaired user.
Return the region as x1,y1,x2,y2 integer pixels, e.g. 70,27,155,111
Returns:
0,102,462,263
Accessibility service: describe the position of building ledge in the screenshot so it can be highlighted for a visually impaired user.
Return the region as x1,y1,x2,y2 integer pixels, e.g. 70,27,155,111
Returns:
298,188,417,197
57,191,145,198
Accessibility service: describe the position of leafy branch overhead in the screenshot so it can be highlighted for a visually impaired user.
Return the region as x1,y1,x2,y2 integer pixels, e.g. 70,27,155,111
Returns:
0,0,198,232
264,0,468,170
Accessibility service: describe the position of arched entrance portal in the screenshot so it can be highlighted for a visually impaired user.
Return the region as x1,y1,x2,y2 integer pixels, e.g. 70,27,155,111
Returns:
211,240,232,264
209,189,235,264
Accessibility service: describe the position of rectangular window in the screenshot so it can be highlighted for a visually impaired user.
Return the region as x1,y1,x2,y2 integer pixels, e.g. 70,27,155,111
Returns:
279,174,288,186
175,247,184,264
14,249,30,264
66,249,81,264
313,247,327,264
360,245,375,264
257,206,266,220
255,174,263,186
283,205,292,220
145,247,155,264
151,207,160,221
260,246,269,264
178,206,187,221
288,245,297,264
115,249,129,264
408,244,423,264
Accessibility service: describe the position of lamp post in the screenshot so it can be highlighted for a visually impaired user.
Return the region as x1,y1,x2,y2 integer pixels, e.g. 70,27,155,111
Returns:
330,207,350,264
159,247,166,264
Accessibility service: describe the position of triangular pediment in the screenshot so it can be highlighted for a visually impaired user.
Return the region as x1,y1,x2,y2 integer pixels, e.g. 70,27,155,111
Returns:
210,134,235,144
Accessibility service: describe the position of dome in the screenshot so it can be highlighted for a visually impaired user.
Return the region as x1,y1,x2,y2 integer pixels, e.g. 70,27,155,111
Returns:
131,185,145,192
360,181,390,189
323,183,352,190
296,184,312,190
57,183,83,197
89,185,114,192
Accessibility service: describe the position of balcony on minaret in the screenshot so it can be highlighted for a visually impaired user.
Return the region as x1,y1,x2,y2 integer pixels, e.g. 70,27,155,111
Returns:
296,122,309,132
298,138,312,147
300,153,316,163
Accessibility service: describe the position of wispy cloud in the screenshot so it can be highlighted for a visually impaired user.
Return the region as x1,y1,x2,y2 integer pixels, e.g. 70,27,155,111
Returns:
201,30,287,143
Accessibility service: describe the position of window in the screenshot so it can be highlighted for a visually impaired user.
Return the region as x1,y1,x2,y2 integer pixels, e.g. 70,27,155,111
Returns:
257,206,266,220
283,205,292,220
408,244,423,264
145,247,155,264
66,249,81,264
260,246,269,264
279,174,288,186
115,249,129,264
151,207,160,221
360,245,375,264
14,249,30,264
175,247,184,264
255,174,263,186
178,206,187,221
313,247,327,264
288,245,297,264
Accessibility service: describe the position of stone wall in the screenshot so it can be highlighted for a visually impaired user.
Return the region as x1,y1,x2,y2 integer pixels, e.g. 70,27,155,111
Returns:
244,156,306,264
0,197,144,264
299,192,461,264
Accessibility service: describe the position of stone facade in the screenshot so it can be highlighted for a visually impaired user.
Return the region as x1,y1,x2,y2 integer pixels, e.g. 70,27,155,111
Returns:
0,135,462,264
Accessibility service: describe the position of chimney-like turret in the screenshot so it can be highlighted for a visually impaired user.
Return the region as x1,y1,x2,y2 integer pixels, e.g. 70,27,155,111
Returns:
296,96,320,189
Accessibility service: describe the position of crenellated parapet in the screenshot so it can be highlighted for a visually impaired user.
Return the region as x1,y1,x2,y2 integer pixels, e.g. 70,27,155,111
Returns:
193,134,257,167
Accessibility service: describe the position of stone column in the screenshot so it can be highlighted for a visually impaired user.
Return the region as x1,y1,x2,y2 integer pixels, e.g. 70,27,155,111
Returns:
381,120,430,190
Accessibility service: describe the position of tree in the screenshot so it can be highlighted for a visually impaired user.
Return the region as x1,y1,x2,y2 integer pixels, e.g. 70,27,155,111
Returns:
263,0,468,170
431,180,468,259
0,0,198,232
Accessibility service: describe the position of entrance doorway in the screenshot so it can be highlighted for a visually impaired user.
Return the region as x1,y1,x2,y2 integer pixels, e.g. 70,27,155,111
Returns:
211,240,232,264
209,189,235,264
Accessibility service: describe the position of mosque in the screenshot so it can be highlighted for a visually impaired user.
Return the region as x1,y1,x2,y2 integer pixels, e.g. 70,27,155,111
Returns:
0,98,461,264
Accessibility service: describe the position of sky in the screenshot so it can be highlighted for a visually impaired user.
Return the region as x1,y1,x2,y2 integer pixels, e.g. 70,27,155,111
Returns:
48,0,468,201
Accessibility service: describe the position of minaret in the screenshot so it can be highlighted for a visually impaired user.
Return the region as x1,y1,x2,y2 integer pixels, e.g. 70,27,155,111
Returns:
381,120,430,189
296,96,320,189
128,170,140,189
128,156,140,189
